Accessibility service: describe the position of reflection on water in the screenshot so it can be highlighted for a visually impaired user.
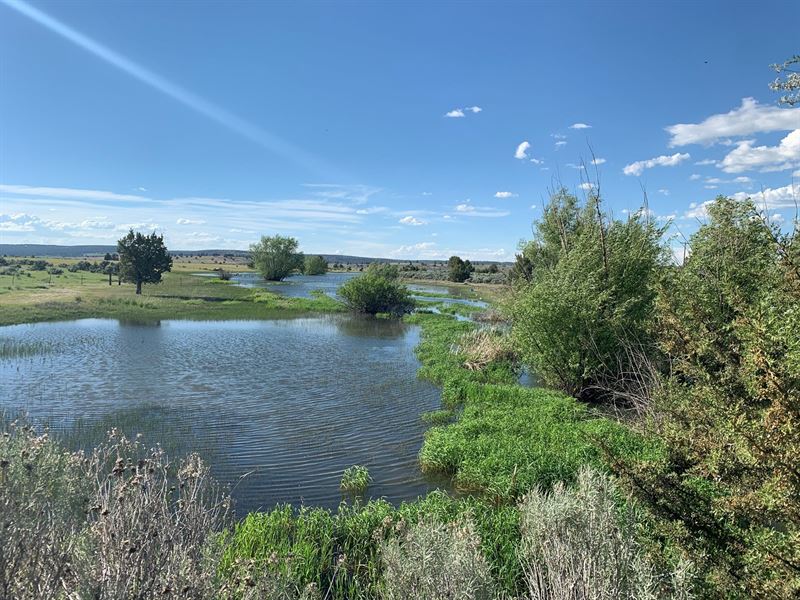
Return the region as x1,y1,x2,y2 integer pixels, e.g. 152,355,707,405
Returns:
232,271,358,299
0,317,444,514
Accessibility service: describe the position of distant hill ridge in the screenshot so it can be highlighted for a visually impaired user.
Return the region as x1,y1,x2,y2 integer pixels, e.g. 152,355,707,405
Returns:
0,243,509,265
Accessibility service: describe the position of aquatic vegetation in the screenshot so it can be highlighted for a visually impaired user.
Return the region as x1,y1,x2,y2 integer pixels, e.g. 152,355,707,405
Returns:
419,382,656,499
420,409,455,425
409,312,656,500
340,465,372,494
0,339,53,359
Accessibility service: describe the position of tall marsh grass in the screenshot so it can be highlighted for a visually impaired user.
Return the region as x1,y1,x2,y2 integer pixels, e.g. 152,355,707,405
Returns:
0,340,54,359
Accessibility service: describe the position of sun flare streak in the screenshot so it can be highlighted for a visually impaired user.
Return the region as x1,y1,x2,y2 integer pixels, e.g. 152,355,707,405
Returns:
1,0,338,177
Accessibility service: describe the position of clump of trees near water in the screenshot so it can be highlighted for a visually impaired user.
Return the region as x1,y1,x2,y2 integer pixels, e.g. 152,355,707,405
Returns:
249,235,329,280
509,188,799,596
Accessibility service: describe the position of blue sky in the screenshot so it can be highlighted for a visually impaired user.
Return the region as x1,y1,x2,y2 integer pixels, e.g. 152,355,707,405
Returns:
1,0,798,260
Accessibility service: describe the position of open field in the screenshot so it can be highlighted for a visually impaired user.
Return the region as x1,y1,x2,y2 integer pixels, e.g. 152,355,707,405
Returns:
0,262,342,326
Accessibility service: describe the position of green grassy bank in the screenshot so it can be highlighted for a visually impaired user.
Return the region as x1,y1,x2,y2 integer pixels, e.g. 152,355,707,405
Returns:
0,270,344,326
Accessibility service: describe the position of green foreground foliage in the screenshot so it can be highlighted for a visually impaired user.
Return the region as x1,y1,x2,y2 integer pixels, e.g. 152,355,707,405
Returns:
511,190,800,597
609,198,800,598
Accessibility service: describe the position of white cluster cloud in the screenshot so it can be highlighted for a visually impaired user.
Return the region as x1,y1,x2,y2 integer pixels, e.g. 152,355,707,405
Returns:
445,106,482,118
176,218,206,225
590,157,606,165
719,129,800,173
494,191,517,199
569,123,592,129
399,215,427,226
732,182,799,209
623,153,690,176
514,141,531,160
667,98,800,146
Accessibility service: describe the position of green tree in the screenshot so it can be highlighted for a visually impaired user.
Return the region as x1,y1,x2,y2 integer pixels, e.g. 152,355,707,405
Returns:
447,256,474,283
611,197,800,597
338,263,414,316
250,235,303,281
511,191,666,399
303,254,328,275
116,230,172,294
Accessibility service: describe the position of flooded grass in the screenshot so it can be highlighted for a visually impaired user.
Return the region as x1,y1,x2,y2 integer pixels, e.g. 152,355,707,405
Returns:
407,312,660,501
340,465,372,494
0,339,54,359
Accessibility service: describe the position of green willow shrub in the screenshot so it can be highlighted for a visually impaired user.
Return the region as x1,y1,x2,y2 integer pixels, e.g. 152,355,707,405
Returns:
447,255,474,283
250,234,303,281
612,197,800,597
339,264,414,316
511,190,667,400
303,254,328,275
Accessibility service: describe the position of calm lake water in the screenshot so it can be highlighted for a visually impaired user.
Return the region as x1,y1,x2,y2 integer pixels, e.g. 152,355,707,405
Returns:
231,271,489,309
0,317,445,514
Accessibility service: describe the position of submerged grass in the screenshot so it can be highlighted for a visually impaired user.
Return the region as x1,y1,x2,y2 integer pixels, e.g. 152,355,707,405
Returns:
0,339,54,359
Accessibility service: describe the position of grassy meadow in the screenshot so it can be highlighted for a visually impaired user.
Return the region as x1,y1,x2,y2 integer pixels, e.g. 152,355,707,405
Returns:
0,257,342,326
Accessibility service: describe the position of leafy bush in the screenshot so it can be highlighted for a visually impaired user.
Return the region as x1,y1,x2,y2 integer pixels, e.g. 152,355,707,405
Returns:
339,264,414,316
250,234,303,281
380,518,495,600
447,255,474,283
303,254,328,275
511,189,667,400
612,197,800,597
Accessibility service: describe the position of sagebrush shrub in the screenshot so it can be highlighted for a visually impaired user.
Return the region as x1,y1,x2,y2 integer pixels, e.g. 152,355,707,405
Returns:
380,518,495,600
